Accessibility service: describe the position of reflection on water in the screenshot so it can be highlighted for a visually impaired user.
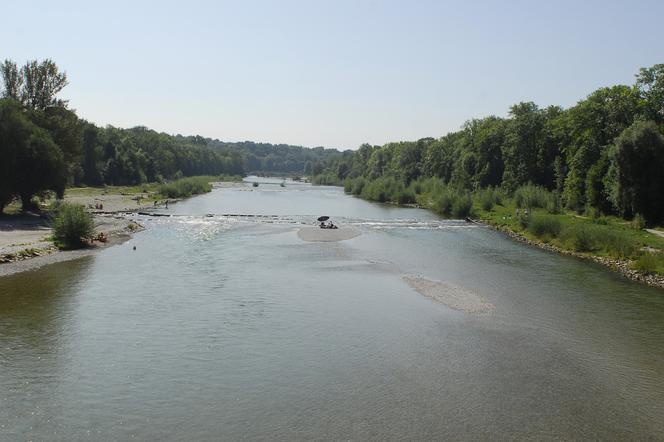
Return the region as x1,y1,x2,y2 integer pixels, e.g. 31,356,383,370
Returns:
1,180,664,440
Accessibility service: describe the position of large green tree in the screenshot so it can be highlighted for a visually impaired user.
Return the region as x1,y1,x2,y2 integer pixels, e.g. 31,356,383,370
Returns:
607,120,664,224
0,99,66,211
1,59,68,110
636,64,664,123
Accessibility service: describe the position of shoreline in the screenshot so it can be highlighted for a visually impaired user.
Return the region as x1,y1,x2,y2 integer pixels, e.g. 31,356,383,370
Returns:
0,181,247,278
0,215,138,278
481,220,664,290
347,194,664,290
5,180,662,289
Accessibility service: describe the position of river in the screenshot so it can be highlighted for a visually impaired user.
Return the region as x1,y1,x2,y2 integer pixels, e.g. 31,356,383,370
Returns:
1,178,664,441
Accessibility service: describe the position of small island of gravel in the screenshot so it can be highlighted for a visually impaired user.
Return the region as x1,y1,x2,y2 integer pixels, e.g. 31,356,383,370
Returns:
403,275,494,314
297,226,360,242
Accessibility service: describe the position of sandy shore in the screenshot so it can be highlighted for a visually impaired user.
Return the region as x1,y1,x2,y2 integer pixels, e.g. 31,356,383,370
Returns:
0,227,133,277
0,214,53,255
403,275,494,314
0,215,140,277
0,181,247,277
297,227,361,242
65,181,247,214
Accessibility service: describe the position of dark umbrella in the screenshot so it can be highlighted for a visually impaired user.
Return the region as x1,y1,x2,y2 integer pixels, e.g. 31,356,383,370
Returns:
317,216,329,222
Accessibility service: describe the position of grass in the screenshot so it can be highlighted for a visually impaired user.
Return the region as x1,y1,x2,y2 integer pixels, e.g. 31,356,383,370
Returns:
65,174,234,202
632,253,664,275
409,182,664,273
527,214,563,239
61,175,225,206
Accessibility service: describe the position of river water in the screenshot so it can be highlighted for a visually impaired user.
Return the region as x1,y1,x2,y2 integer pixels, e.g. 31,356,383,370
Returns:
1,178,664,441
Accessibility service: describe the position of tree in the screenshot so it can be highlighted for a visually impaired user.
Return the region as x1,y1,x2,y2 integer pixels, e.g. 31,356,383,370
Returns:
0,99,67,211
585,151,612,214
607,120,664,224
0,60,23,101
21,59,69,110
502,102,548,191
635,64,664,123
561,85,640,210
0,99,22,211
81,123,104,185
31,106,83,184
463,117,506,188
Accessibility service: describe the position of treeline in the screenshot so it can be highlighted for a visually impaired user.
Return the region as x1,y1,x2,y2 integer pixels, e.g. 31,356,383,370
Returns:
0,59,244,212
314,64,664,225
205,139,345,175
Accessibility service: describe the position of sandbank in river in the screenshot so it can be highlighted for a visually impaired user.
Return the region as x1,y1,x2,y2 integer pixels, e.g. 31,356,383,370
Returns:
297,226,361,242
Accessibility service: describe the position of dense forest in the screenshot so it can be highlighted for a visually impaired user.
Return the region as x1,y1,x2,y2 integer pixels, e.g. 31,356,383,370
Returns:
313,64,664,225
0,59,341,212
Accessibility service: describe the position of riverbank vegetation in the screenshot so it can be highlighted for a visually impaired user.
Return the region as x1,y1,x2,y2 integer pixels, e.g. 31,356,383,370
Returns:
158,176,213,199
407,179,664,274
314,64,664,275
0,58,349,214
52,202,95,249
0,59,245,213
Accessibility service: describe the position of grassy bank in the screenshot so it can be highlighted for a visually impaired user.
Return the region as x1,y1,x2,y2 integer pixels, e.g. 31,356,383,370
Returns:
342,177,664,278
2,175,243,214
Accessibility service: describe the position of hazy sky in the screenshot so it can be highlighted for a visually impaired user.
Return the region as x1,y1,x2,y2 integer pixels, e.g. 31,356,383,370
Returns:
4,0,663,149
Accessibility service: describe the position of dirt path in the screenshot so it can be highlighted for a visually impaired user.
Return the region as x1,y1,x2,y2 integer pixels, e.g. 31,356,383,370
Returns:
646,228,664,239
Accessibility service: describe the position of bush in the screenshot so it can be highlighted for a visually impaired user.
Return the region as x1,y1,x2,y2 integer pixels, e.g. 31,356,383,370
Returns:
434,189,454,216
547,191,562,214
632,253,664,275
451,193,472,218
561,224,596,252
344,177,367,196
514,184,553,209
396,189,416,205
159,176,212,198
343,180,353,193
360,176,402,203
517,210,530,229
52,203,95,249
433,187,472,218
632,213,647,230
409,180,424,195
528,214,563,238
311,172,342,186
474,188,495,212
560,223,637,257
601,230,638,258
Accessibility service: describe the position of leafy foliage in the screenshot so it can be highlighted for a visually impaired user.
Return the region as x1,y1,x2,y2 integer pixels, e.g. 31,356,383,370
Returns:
607,120,664,225
158,177,212,198
312,63,664,227
528,215,563,238
52,203,95,248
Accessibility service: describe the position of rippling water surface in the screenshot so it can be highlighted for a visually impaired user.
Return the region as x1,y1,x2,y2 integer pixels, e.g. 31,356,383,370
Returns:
1,178,664,440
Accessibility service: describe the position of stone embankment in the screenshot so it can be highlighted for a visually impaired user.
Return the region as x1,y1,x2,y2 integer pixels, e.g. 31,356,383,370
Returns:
487,222,664,289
